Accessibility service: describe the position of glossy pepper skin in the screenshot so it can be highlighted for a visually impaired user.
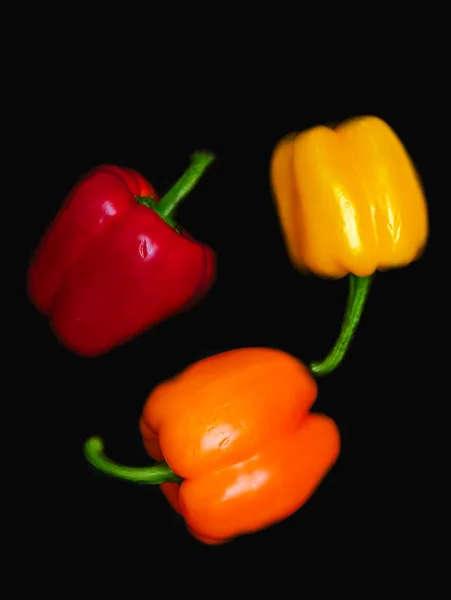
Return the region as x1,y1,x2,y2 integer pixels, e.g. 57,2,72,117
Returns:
28,161,215,357
139,348,340,544
271,115,429,278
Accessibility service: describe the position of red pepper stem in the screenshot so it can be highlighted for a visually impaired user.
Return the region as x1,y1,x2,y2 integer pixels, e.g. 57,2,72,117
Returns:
84,437,183,484
309,274,374,377
155,151,215,226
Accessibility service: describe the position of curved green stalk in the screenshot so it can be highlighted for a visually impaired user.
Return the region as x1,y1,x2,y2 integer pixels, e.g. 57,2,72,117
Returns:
310,274,374,377
84,437,182,484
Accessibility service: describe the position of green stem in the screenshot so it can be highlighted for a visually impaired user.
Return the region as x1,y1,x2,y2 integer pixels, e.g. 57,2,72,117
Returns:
135,196,156,209
153,151,215,229
309,274,374,377
84,437,183,484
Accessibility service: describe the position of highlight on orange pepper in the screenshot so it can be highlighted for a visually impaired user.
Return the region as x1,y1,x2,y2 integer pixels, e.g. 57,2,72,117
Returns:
270,116,429,376
84,348,340,544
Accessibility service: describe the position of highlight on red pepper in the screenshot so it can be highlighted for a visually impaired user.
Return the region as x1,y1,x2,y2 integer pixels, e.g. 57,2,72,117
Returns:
84,348,341,544
28,153,216,357
270,116,429,376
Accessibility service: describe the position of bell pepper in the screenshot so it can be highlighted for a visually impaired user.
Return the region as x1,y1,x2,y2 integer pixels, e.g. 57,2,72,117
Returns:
270,115,429,375
84,348,340,544
28,153,216,357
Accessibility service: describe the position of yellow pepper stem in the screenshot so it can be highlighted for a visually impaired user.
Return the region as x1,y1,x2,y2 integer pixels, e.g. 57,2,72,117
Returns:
310,274,374,377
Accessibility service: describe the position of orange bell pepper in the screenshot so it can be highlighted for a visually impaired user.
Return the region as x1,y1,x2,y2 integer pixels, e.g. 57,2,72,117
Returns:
84,348,340,544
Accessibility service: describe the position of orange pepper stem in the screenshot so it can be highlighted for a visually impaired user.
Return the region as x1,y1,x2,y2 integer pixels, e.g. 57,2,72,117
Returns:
84,437,183,484
309,274,374,377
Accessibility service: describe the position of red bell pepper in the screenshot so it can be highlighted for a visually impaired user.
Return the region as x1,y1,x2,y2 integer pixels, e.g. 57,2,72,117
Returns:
28,152,216,357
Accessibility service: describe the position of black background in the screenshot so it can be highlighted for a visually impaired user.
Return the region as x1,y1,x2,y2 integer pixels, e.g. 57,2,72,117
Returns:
17,64,444,584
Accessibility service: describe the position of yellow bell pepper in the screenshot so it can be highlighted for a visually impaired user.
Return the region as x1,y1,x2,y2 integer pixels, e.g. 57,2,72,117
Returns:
270,116,429,376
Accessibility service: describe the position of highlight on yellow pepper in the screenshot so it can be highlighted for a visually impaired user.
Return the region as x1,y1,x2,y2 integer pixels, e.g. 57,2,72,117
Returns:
270,115,429,376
